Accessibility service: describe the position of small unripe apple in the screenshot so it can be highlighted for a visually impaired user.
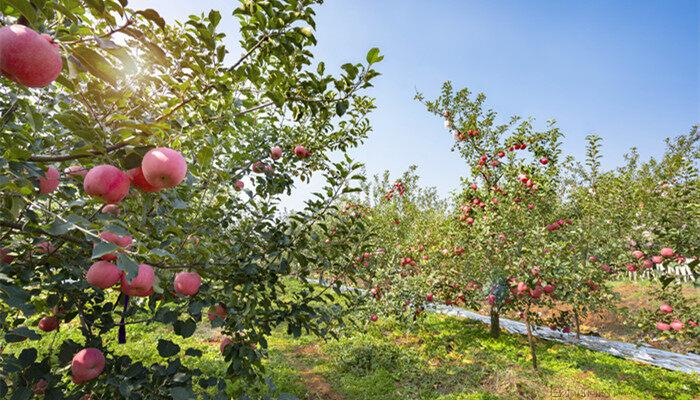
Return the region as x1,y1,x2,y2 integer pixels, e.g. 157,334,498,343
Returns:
0,25,62,87
174,271,201,296
141,147,187,189
659,304,673,314
127,167,160,192
270,146,283,160
120,264,155,297
38,167,60,194
86,261,122,289
38,316,59,332
71,348,105,384
83,165,131,204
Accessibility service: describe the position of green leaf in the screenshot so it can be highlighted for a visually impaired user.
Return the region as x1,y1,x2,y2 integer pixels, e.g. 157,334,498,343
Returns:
92,241,119,259
366,47,383,64
116,254,140,280
157,339,180,357
335,100,349,117
5,0,37,24
170,387,195,400
173,319,196,338
137,9,166,30
5,326,40,343
72,46,118,85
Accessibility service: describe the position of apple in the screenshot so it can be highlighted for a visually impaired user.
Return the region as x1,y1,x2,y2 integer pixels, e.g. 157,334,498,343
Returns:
294,145,310,159
0,25,62,87
65,165,88,177
38,167,60,194
141,147,187,189
470,183,477,190
659,247,674,258
642,259,654,269
32,379,48,395
466,217,474,225
487,294,496,305
497,151,505,158
86,261,122,289
543,284,554,294
36,241,55,254
370,314,378,322
83,165,131,204
127,167,160,192
516,282,528,295
562,326,571,333
659,304,673,314
71,348,105,384
101,204,120,215
426,293,434,302
651,255,663,264
207,304,227,321
270,146,283,160
174,271,201,296
539,157,549,165
220,337,233,354
655,322,671,331
688,320,698,328
252,161,266,173
120,264,155,297
97,231,133,261
0,248,14,264
631,250,645,259
626,264,637,272
670,320,684,331
588,255,598,262
38,316,59,332
600,264,612,273
527,204,535,210
234,180,244,191
529,288,542,299
530,266,540,276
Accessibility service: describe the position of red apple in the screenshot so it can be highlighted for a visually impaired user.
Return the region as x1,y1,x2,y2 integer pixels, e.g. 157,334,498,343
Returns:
370,314,378,322
174,271,201,296
670,320,684,331
659,247,674,258
71,348,105,384
270,146,283,160
0,25,62,87
659,304,673,314
294,145,310,159
220,337,233,354
83,165,130,204
86,261,122,289
651,255,663,264
127,167,160,192
516,282,528,295
543,284,554,294
36,241,55,254
207,304,228,321
120,264,155,297
32,379,48,395
64,165,88,177
631,250,645,259
655,322,670,331
234,180,244,191
38,167,60,194
0,248,14,264
101,204,120,215
426,293,434,302
38,316,59,332
141,147,187,189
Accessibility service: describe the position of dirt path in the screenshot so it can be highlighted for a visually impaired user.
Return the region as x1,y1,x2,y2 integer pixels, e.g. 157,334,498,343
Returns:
287,344,344,400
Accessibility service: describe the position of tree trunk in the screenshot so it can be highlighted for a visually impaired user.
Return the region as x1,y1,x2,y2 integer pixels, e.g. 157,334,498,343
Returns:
524,305,538,370
573,308,581,340
489,305,500,338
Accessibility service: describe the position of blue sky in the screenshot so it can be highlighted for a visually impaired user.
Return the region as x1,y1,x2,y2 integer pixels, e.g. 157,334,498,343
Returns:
131,0,699,208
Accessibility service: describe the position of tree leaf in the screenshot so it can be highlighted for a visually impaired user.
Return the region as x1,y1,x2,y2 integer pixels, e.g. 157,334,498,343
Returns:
157,339,180,357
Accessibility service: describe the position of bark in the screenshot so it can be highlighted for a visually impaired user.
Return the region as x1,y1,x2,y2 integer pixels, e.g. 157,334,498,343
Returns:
525,304,538,370
489,305,500,338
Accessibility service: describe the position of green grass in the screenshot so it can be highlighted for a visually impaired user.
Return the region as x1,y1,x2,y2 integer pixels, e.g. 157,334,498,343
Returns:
8,306,700,399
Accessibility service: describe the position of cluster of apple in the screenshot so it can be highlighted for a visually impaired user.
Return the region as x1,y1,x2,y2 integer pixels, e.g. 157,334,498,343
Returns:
453,129,480,142
545,218,573,232
628,247,684,272
508,267,556,302
655,303,697,332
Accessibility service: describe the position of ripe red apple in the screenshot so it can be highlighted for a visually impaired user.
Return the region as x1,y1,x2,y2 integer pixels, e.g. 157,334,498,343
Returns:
101,204,120,215
65,165,88,177
659,304,673,314
466,217,474,225
497,151,505,158
207,304,227,321
120,264,155,297
562,326,571,333
0,25,62,87
426,293,434,302
539,157,549,165
174,271,201,296
220,337,233,354
530,266,540,276
527,204,535,210
655,322,670,331
543,284,554,294
234,180,244,191
529,288,542,299
600,264,612,273
688,320,698,328
38,316,59,332
651,255,663,264
86,261,122,289
97,231,133,261
38,167,60,194
631,250,645,259
71,348,105,384
516,282,528,295
270,146,283,160
294,145,310,158
127,167,160,192
659,247,674,258
83,165,130,204
141,147,187,189
642,259,654,269
588,255,598,262
626,264,637,272
370,314,378,322
670,320,684,331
